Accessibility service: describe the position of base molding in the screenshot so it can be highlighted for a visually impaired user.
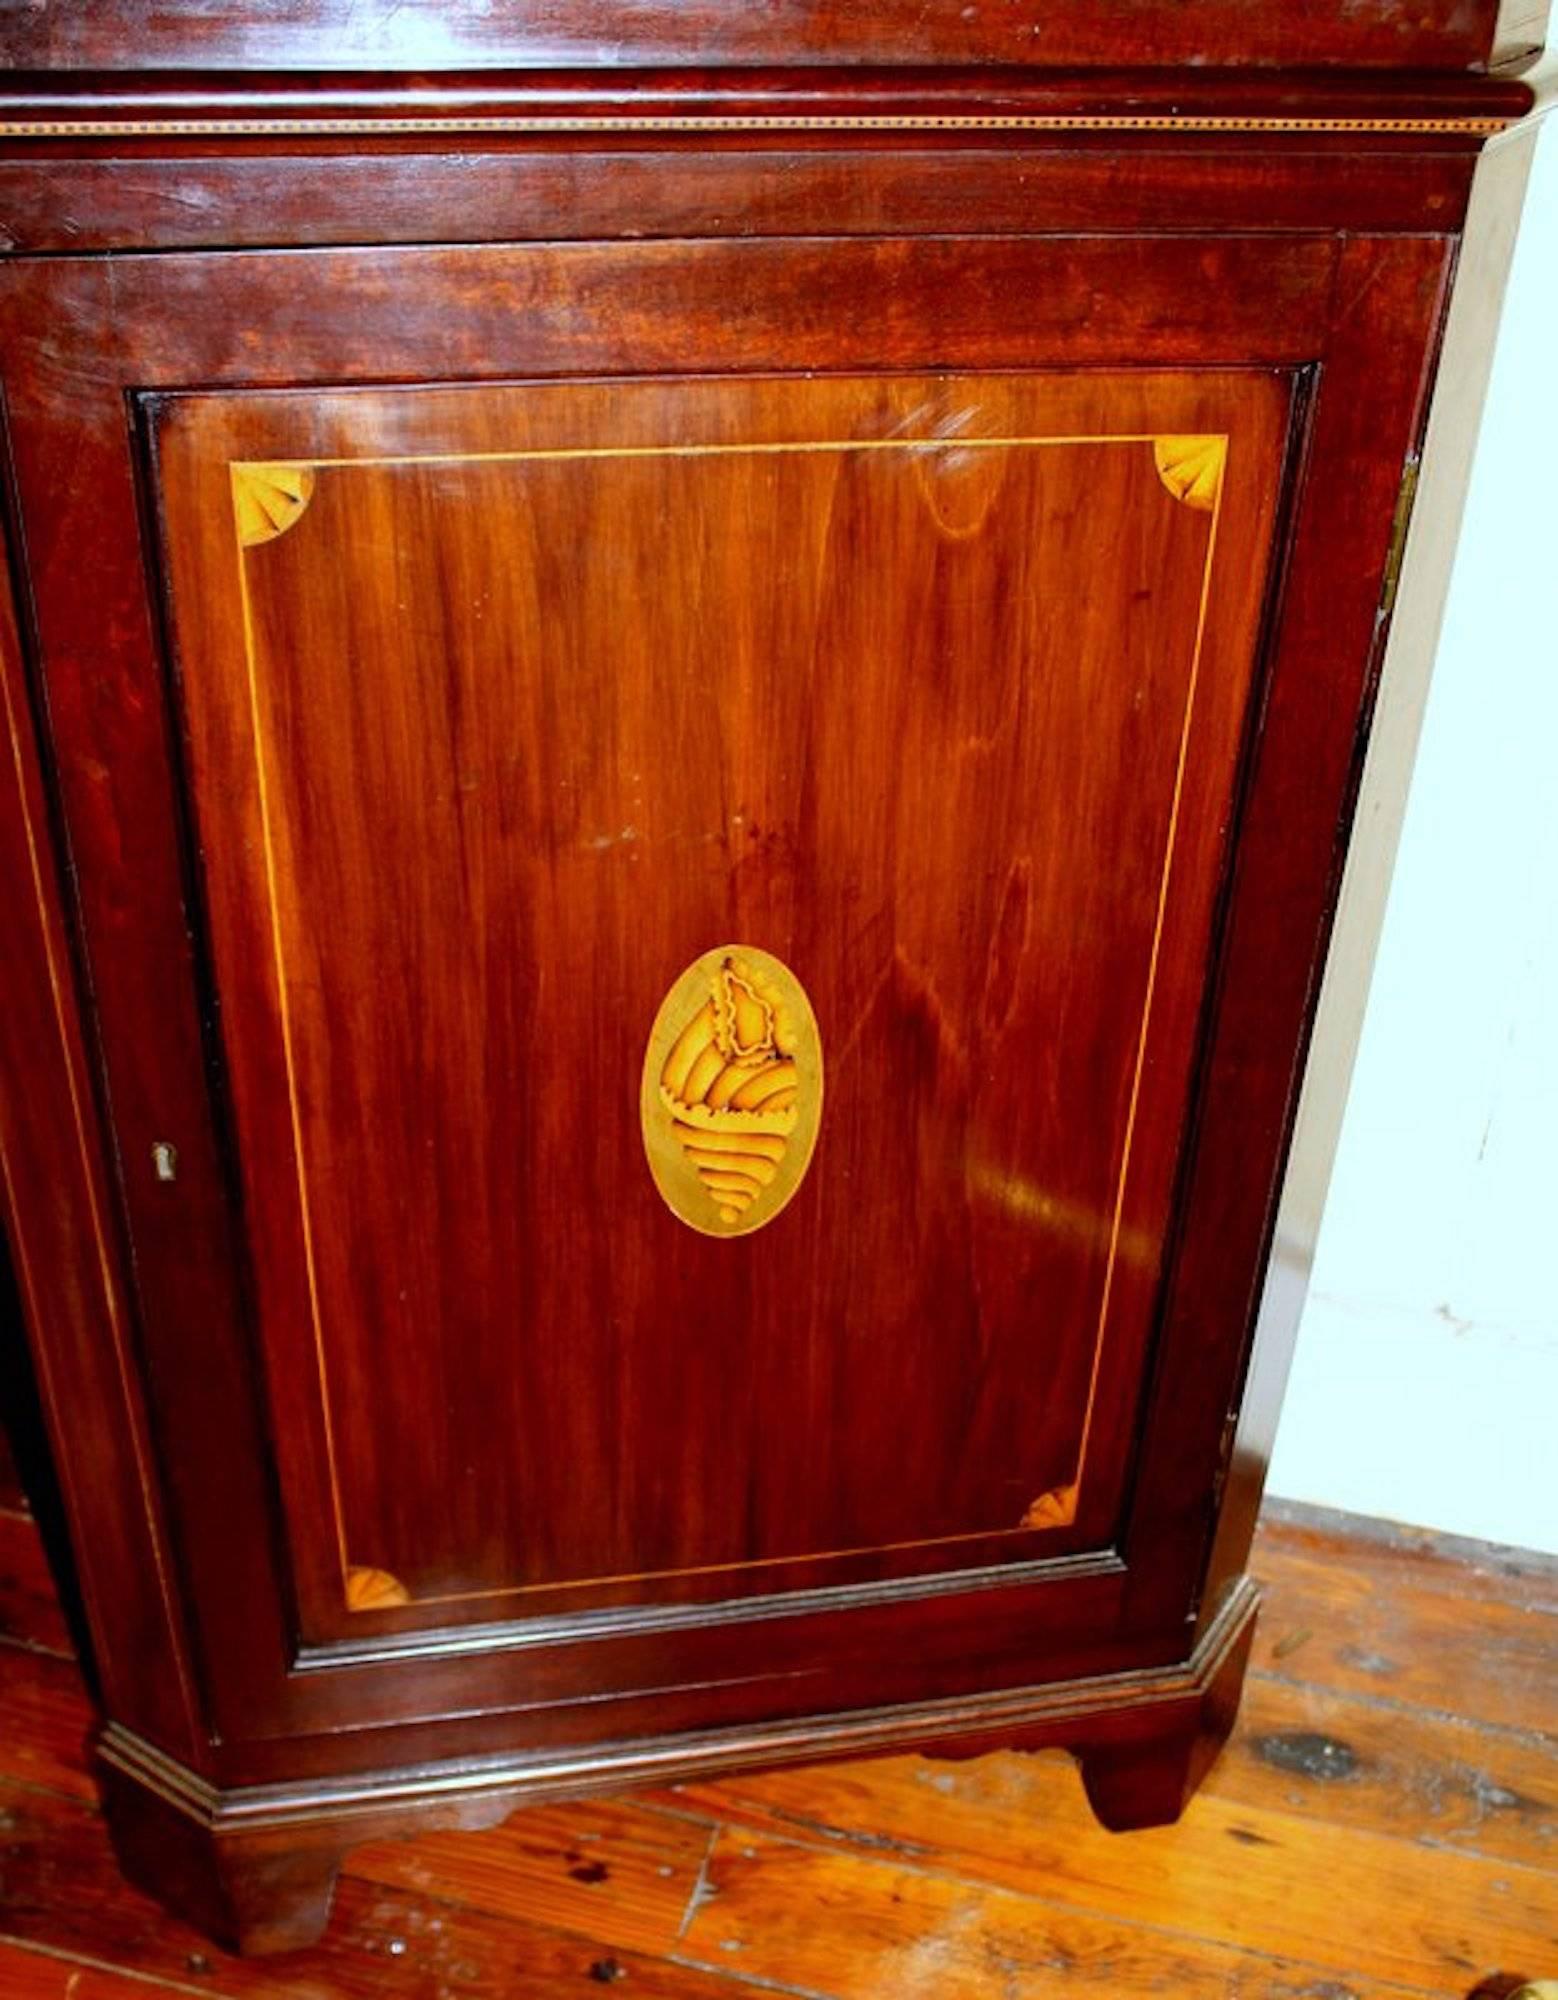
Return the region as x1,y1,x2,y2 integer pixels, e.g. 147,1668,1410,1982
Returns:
98,1573,1258,1953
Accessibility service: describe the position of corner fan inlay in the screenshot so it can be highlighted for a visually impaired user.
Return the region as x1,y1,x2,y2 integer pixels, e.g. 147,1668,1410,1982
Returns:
1154,436,1227,512
231,462,316,547
345,1565,411,1611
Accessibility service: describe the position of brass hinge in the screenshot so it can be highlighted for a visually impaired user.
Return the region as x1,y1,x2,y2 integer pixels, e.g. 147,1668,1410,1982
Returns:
1378,452,1421,621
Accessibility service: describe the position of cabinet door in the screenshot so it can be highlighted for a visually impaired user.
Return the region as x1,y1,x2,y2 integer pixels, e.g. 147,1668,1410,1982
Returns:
151,366,1284,1638
0,234,1446,1760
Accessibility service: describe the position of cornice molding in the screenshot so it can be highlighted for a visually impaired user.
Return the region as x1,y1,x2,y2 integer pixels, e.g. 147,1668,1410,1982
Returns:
0,70,1532,148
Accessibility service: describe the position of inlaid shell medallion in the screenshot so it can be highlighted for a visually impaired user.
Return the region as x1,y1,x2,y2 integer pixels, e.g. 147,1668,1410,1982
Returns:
641,946,823,1237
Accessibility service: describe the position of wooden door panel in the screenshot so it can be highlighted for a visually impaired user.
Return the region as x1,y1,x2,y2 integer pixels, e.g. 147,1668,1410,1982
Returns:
151,369,1289,1641
0,227,1448,1756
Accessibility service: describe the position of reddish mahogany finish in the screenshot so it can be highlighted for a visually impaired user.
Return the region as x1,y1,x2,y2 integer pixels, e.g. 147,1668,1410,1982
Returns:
0,0,1532,1957
0,2,1533,74
151,367,1288,1636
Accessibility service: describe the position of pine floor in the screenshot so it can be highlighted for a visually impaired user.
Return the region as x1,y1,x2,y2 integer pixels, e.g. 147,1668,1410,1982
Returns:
0,1500,1553,1999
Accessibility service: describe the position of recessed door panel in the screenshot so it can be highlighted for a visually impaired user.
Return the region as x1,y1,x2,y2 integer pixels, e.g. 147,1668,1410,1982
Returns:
150,369,1289,1640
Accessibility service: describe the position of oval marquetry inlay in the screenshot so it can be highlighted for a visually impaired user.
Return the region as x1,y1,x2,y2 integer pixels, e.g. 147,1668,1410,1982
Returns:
642,946,823,1237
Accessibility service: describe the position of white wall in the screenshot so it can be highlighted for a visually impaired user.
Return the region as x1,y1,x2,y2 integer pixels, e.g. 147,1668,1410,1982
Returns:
1267,100,1558,1552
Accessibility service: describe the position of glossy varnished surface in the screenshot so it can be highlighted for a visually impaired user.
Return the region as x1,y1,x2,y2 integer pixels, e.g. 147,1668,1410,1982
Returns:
0,0,1515,1950
0,147,1482,258
0,455,200,1758
0,213,1449,1775
0,1,1519,73
150,371,1287,1630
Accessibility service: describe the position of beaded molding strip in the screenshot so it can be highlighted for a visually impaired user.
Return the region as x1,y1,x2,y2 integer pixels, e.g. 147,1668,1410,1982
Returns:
0,112,1516,139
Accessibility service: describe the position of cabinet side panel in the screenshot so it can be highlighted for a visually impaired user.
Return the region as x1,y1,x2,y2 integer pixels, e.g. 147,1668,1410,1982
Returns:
0,471,201,1760
1121,234,1458,1630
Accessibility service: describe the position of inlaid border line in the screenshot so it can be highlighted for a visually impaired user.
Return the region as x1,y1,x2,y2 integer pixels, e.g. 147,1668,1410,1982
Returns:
0,112,1515,141
226,422,1223,1609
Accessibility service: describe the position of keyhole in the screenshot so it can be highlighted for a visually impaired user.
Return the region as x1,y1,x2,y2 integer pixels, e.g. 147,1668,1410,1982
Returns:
151,1141,178,1184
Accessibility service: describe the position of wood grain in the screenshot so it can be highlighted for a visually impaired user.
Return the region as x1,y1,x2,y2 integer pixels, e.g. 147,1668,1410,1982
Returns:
0,9,1517,1945
0,226,1345,1755
0,1780,772,2000
0,1513,71,1663
348,1800,711,1955
670,1822,1551,2000
0,198,1459,1814
0,0,1513,75
151,370,1286,1626
661,1757,1557,1990
1222,1676,1557,1869
0,1941,176,2000
0,522,198,1756
0,1648,94,1803
1,1506,1552,1996
1253,1536,1558,1734
0,150,1480,259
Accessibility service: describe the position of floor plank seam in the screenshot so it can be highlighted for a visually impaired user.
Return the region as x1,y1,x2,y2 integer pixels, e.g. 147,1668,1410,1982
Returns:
0,1771,101,1811
665,1932,1448,2000
1259,1502,1558,1584
1197,1791,1558,1882
634,1768,1557,1891
1249,1558,1558,1618
664,1947,841,2000
335,1826,739,1961
629,1796,1489,1993
638,1797,732,1834
1410,1827,1558,1868
0,1933,209,1999
0,1632,75,1666
675,1818,722,1942
1249,1667,1558,1747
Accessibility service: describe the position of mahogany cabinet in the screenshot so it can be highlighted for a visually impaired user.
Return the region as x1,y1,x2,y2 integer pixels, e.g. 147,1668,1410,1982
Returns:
0,0,1536,1954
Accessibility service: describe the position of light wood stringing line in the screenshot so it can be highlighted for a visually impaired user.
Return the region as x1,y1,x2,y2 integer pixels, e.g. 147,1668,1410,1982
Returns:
0,114,1515,140
229,428,1224,1606
232,474,354,1595
1062,437,1229,1526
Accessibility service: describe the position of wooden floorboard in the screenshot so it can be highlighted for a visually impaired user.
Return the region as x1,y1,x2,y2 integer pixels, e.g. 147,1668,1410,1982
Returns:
0,1508,72,1663
0,1939,194,2000
659,1751,1557,1988
0,1503,1552,1998
1217,1674,1558,1869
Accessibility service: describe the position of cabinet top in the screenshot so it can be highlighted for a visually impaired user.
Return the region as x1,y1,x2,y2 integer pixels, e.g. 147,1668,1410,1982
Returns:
0,0,1544,77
